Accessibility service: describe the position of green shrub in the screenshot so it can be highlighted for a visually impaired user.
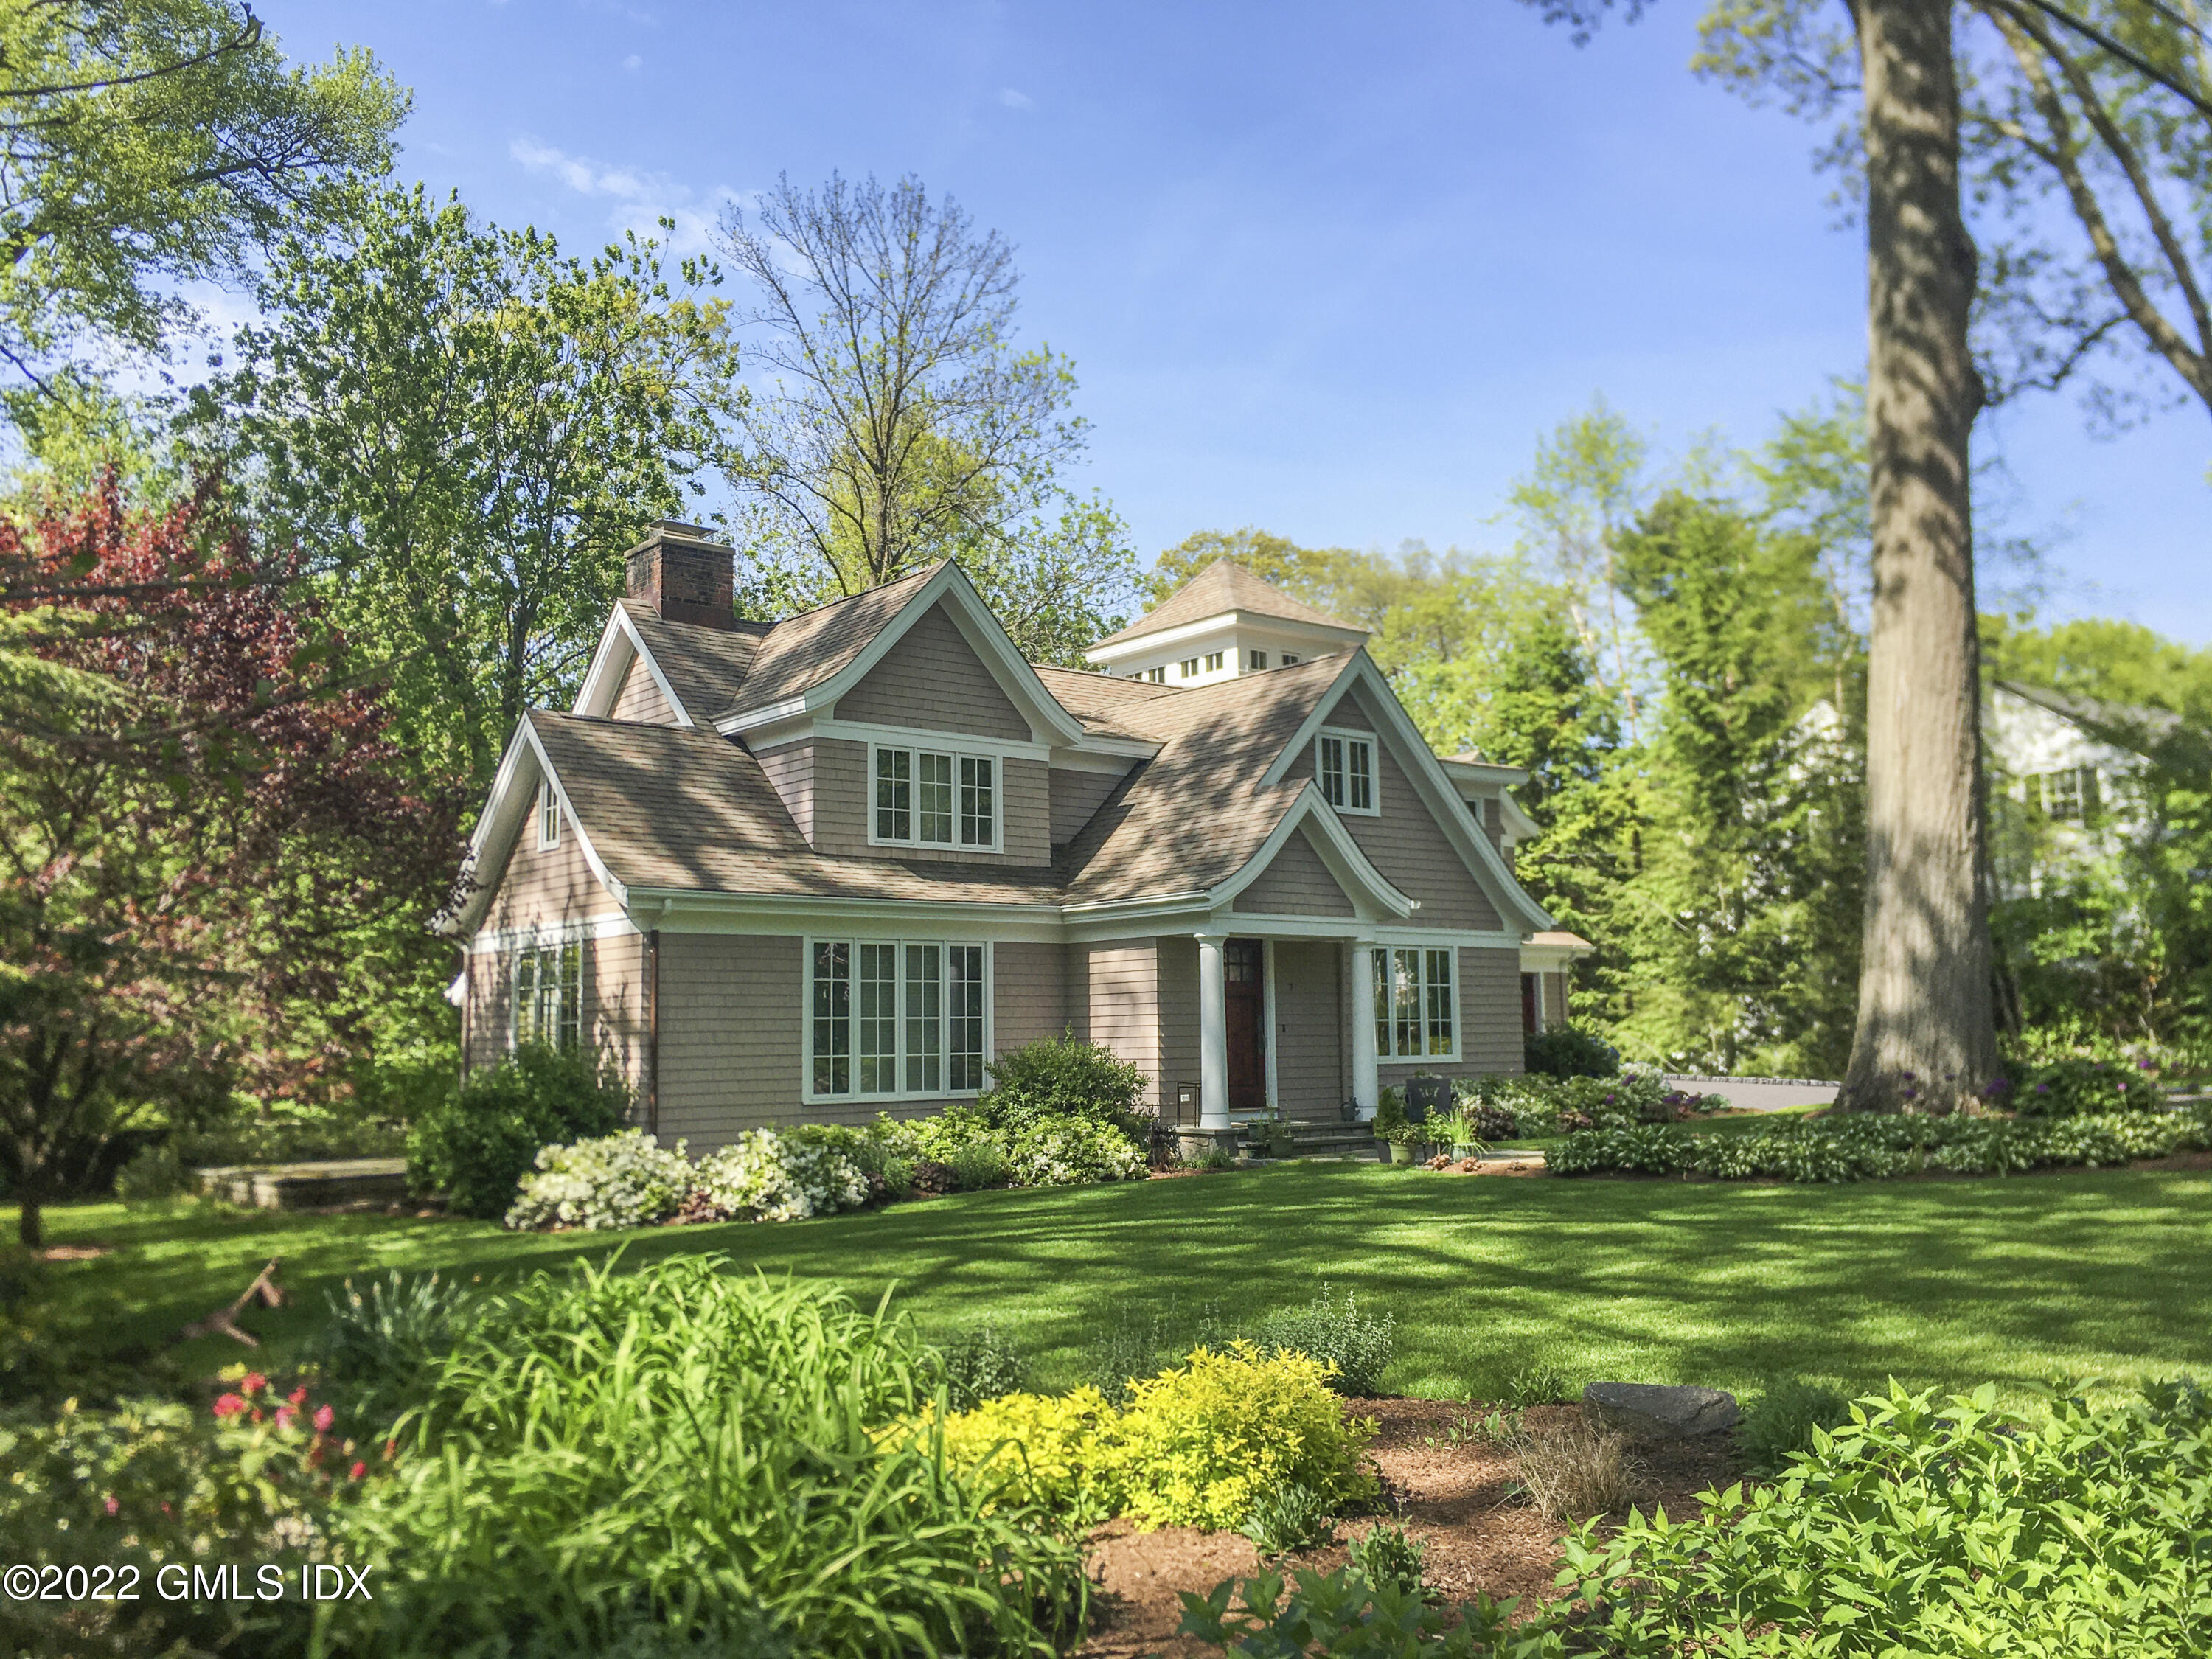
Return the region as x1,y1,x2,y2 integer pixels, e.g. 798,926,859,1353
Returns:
1523,1026,1620,1078
176,1095,410,1166
692,1130,871,1222
1178,1567,1514,1659
1541,1380,2212,1658
981,1032,1148,1128
933,1320,1034,1412
1240,1482,1334,1557
1371,1087,1408,1142
925,1385,1127,1528
407,1044,629,1220
112,1141,192,1200
307,1269,477,1427
1736,1376,1854,1476
2001,1055,2164,1116
1346,1524,1427,1596
1256,1284,1395,1397
945,1136,1012,1191
1004,1113,1148,1186
329,1256,1085,1658
1086,1300,1239,1405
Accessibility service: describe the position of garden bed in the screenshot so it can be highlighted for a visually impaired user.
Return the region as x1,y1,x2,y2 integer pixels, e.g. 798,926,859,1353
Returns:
1077,1397,1737,1657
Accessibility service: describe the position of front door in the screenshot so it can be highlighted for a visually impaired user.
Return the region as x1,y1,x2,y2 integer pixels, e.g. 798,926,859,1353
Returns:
1225,939,1266,1113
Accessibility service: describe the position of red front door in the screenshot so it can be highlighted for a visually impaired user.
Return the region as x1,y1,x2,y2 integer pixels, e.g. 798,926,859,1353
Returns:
1225,940,1266,1113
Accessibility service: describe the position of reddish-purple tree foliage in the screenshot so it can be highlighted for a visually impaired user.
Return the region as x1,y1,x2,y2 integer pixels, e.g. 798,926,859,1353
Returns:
1,477,463,1248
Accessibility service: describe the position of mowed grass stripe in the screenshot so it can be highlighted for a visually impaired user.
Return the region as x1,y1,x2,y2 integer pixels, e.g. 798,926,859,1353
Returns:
22,1161,2211,1408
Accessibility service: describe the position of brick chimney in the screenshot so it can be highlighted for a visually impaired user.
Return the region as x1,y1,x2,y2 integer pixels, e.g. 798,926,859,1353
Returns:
625,521,735,630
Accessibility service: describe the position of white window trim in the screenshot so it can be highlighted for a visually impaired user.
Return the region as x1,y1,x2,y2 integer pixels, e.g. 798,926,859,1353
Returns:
866,741,1003,853
537,778,562,849
1371,944,1461,1065
511,935,585,1053
1316,726,1380,816
801,936,994,1105
1248,650,1268,671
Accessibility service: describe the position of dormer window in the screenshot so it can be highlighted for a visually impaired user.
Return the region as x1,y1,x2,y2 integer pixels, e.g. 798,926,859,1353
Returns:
1317,729,1377,814
1281,653,1300,666
1146,667,1166,684
873,745,998,849
1180,658,1200,678
1248,650,1268,670
1204,651,1223,672
538,778,561,849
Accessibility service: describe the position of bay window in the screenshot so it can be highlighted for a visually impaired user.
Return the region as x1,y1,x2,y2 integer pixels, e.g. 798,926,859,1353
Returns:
812,937,987,1099
1372,946,1455,1060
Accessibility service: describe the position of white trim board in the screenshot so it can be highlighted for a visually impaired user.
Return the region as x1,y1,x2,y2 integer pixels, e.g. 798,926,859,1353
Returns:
468,912,641,955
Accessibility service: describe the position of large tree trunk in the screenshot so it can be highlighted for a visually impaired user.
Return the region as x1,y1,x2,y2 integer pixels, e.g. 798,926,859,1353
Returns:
1842,0,1999,1113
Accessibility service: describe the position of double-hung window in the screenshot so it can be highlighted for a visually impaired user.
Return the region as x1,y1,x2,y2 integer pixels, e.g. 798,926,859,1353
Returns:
812,939,987,1099
1372,947,1455,1060
514,939,583,1051
874,745,997,849
1317,730,1377,813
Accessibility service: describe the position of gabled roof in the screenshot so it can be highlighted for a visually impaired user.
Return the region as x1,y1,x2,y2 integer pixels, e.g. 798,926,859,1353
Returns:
528,714,1061,908
615,601,765,722
1029,664,1183,742
1093,561,1366,649
1061,657,1352,905
1992,679,2183,754
727,563,945,714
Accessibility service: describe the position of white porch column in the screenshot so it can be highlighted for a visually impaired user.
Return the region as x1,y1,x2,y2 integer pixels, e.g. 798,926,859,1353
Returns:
1347,937,1379,1117
1197,933,1231,1130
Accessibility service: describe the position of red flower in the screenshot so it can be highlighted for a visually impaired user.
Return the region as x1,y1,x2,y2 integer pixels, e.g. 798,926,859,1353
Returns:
349,1461,366,1481
288,1385,309,1408
212,1393,246,1419
274,1407,296,1430
313,1404,335,1433
250,1408,264,1425
243,1372,268,1394
104,1496,119,1516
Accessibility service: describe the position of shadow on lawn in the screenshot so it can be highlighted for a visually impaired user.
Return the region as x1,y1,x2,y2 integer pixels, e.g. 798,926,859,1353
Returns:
21,1161,2212,1397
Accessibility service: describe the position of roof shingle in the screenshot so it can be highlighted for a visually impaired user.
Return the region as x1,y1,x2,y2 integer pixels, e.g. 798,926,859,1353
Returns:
1093,561,1366,649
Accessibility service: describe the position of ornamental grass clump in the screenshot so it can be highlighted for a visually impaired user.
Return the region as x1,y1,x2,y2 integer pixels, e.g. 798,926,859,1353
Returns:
330,1256,1085,1659
502,1128,690,1230
1509,1419,1652,1528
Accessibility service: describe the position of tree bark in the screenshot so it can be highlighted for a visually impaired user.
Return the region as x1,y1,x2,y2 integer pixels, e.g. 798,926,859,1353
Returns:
1843,0,1999,1113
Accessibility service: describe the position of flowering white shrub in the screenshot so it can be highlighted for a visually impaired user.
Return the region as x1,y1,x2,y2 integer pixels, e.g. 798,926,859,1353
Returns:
695,1130,870,1222
1003,1116,1147,1187
504,1129,691,1231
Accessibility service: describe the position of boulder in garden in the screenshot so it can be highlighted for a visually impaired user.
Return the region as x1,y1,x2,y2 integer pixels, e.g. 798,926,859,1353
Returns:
1582,1381,1740,1441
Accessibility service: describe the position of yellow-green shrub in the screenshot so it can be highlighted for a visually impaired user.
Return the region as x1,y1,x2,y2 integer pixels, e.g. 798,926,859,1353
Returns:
1108,1341,1379,1531
927,1384,1125,1527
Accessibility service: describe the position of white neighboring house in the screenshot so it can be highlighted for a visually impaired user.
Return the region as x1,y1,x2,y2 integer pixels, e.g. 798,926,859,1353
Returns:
1984,680,2175,900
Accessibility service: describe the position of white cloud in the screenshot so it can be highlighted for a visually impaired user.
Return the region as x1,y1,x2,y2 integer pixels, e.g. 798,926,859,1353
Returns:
509,136,742,254
999,88,1034,111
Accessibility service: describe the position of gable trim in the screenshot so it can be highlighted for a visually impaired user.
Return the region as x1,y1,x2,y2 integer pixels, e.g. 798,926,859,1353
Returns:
1206,785,1413,920
572,605,696,728
442,721,630,936
1260,655,1554,935
713,563,1087,745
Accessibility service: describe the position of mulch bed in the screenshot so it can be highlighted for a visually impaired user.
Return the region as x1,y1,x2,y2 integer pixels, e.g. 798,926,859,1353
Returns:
1077,1398,1739,1658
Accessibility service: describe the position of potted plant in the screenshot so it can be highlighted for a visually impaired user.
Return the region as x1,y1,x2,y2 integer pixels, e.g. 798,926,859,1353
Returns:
1386,1123,1418,1166
1371,1086,1410,1162
1265,1109,1295,1161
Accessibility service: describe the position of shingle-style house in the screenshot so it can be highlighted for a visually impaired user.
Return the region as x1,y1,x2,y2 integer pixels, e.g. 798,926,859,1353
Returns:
446,522,1585,1151
1984,678,2180,902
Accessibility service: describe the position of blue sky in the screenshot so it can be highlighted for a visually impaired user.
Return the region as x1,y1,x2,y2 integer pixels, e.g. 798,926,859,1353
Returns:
268,0,2209,642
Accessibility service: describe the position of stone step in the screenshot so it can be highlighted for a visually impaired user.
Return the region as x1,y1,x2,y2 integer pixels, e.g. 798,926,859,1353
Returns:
196,1158,409,1211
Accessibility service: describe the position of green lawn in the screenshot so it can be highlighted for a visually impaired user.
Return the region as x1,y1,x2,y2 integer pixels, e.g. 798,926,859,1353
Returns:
18,1159,2211,1407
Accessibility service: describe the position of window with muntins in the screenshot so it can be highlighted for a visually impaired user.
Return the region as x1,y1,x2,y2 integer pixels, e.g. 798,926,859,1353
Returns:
1147,667,1166,684
2038,766,2097,821
1372,947,1454,1060
514,940,582,1051
1318,731,1377,813
1249,650,1268,670
874,746,996,848
1204,650,1223,672
813,938,987,1098
537,779,561,849
1180,657,1200,678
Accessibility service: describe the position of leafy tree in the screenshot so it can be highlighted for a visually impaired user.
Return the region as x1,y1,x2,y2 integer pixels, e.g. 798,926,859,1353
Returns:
0,478,461,1248
714,173,1138,661
0,0,404,396
195,184,740,787
1612,493,1866,1074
